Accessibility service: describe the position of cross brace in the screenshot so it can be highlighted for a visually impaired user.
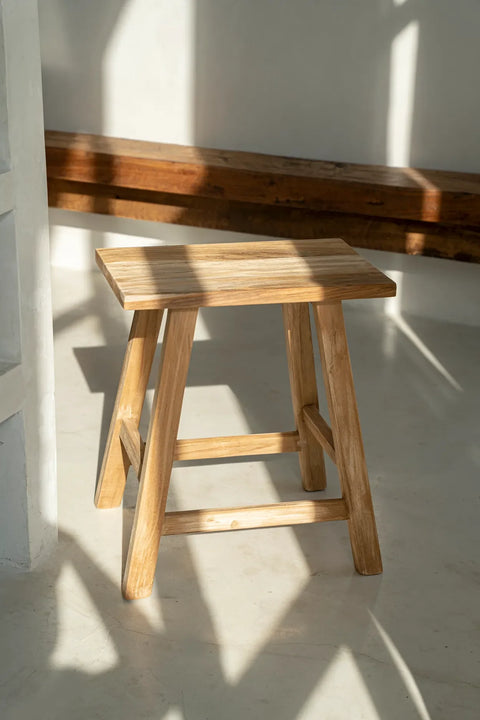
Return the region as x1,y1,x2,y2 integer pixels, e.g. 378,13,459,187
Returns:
118,413,342,537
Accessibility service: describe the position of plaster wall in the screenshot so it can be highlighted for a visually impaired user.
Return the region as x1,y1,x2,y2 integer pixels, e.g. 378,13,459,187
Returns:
40,1,480,327
0,0,57,568
39,0,480,171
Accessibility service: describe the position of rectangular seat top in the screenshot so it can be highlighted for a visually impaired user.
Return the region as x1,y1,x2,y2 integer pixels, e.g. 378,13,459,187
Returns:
96,238,396,310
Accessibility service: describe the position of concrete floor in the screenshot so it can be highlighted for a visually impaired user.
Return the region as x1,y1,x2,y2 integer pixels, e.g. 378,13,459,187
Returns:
1,261,479,719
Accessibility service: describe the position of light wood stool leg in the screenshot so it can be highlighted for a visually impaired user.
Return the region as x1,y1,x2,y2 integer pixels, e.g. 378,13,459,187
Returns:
95,310,163,509
283,303,327,491
122,308,198,600
313,301,382,574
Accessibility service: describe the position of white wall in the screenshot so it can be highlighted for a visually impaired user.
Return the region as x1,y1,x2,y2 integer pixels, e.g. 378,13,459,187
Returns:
0,0,57,569
39,0,480,171
40,0,480,328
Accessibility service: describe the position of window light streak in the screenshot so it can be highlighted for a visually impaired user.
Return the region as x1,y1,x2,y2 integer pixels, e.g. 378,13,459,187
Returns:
370,613,432,720
403,168,438,193
386,20,419,167
403,168,441,223
385,272,462,392
389,313,463,392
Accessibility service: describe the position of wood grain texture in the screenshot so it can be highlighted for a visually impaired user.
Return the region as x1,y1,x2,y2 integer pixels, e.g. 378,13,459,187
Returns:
119,418,145,477
95,310,162,508
122,308,198,600
96,239,396,310
48,179,480,263
174,431,299,461
302,405,336,464
313,302,382,575
283,303,327,491
123,431,300,478
163,499,348,535
46,130,480,226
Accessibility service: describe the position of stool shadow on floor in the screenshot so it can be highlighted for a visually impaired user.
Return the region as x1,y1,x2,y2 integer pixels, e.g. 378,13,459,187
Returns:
0,521,435,720
70,298,440,719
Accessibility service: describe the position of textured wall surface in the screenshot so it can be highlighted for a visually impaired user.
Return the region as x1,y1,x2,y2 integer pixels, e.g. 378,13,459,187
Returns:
0,0,57,568
40,0,480,171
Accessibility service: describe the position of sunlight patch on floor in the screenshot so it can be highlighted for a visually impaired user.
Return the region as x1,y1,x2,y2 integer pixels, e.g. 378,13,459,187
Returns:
298,646,381,720
184,526,311,684
50,563,119,674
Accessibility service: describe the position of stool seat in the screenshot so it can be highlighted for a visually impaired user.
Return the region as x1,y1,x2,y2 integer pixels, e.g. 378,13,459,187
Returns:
96,238,396,310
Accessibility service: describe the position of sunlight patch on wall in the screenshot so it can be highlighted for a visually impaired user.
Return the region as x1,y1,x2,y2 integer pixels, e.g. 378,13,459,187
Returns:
102,0,195,144
386,19,419,167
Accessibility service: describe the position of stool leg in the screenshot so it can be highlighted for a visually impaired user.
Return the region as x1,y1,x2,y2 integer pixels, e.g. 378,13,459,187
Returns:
95,310,163,509
313,301,382,575
283,303,327,491
122,308,198,600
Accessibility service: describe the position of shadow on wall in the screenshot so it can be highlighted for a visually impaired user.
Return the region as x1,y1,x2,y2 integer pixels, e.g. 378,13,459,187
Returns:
192,0,480,172
192,0,390,164
40,0,480,171
40,0,127,133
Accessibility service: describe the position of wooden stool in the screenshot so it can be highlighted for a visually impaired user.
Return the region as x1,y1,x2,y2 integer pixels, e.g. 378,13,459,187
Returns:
95,238,396,600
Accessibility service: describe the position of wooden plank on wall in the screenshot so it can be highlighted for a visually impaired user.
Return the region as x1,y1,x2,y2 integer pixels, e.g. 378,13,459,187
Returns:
47,177,480,263
46,130,480,227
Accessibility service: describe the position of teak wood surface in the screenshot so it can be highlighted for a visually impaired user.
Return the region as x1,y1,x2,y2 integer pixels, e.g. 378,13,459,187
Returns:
96,238,396,310
46,130,480,225
123,308,198,600
313,302,382,575
162,499,349,536
95,239,393,598
118,421,301,477
46,130,480,263
174,431,300,461
95,309,163,509
283,303,326,491
302,405,336,464
48,179,480,263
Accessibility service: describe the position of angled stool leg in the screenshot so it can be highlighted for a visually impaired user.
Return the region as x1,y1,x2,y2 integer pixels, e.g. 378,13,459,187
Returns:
313,301,382,575
95,310,163,509
283,303,327,491
122,308,198,600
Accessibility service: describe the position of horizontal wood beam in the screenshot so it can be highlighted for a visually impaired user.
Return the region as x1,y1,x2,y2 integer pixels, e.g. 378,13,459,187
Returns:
163,498,348,535
45,131,480,226
46,131,480,263
174,431,300,461
47,179,480,264
302,405,336,464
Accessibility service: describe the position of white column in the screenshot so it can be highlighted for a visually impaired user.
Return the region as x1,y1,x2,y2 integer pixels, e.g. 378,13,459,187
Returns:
0,0,57,568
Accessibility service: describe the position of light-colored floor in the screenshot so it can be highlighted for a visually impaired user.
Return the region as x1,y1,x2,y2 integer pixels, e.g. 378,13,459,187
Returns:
1,261,479,720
